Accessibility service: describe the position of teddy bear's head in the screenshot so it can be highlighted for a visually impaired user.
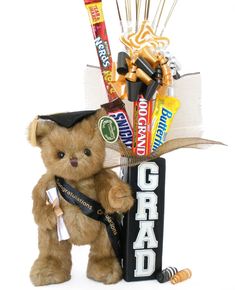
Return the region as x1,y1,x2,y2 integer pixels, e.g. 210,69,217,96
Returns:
28,110,106,181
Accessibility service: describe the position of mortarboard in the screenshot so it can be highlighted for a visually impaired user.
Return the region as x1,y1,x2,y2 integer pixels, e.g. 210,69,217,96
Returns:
39,110,97,128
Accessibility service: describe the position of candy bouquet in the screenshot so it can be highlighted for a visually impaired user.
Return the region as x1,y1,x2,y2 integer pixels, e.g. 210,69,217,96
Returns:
83,0,222,284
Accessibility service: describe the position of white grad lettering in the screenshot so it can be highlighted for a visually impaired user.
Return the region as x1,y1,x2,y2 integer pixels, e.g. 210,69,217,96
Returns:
134,249,156,277
135,191,158,220
133,221,158,249
137,162,159,191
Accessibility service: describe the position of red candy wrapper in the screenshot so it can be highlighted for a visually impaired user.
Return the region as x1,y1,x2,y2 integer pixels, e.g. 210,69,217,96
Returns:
84,0,117,101
132,96,152,156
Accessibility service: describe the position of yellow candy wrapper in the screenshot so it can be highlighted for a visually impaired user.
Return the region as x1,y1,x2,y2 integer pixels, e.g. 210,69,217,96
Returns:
151,96,180,151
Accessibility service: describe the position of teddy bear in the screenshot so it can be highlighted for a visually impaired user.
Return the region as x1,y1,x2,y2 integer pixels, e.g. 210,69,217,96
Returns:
28,109,134,286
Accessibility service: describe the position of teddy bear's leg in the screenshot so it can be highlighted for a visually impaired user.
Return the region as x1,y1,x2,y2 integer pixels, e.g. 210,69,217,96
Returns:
87,227,122,284
30,228,72,286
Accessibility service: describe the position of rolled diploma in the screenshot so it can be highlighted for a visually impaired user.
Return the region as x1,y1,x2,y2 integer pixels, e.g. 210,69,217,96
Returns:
46,187,70,242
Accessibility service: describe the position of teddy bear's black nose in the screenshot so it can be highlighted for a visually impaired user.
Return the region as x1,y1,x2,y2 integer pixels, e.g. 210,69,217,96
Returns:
70,157,78,167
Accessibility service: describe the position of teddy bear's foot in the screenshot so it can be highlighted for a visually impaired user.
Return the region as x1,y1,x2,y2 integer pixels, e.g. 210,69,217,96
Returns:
30,256,71,286
87,256,122,284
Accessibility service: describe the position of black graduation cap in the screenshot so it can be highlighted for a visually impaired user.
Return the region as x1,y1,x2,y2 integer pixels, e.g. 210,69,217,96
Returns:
39,110,97,128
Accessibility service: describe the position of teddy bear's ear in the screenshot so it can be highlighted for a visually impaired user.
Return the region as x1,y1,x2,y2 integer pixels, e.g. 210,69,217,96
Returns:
28,117,55,147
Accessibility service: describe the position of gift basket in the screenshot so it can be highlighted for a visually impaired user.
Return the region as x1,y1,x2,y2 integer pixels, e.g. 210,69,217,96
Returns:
83,0,222,284
28,0,223,286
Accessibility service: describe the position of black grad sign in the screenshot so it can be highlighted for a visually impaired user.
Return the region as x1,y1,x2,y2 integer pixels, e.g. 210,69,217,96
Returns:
122,158,166,281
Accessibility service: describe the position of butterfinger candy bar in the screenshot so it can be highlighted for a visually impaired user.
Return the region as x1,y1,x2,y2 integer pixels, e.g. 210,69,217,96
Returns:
132,96,152,156
84,0,117,101
101,98,133,148
151,96,180,151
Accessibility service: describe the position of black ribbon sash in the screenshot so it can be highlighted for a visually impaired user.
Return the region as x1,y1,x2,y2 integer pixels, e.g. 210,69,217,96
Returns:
55,176,122,263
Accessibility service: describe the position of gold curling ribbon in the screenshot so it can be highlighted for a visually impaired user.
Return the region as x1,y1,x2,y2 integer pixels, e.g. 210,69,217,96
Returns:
136,68,152,85
111,62,126,99
120,21,170,54
112,20,172,100
157,85,168,97
125,64,137,82
156,52,173,87
139,47,158,67
111,52,172,99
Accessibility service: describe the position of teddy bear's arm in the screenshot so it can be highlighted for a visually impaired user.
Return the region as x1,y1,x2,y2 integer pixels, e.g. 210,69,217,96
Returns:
32,174,57,230
94,169,134,214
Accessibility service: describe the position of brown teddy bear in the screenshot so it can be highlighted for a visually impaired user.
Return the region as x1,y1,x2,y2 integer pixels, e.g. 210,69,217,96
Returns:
28,109,134,286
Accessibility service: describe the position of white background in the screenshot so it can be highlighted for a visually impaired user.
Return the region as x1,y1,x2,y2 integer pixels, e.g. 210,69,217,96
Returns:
0,0,234,289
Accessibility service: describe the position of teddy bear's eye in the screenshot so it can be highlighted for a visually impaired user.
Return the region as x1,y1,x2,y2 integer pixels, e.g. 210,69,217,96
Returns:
84,148,91,157
57,151,65,159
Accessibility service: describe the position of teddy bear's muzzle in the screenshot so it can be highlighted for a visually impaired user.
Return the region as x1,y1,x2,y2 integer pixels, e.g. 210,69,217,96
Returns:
70,157,78,167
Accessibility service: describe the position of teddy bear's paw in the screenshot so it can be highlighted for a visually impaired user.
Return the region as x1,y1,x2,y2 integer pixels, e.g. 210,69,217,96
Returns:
87,256,122,284
108,185,134,213
30,257,71,286
34,205,57,230
43,205,58,229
